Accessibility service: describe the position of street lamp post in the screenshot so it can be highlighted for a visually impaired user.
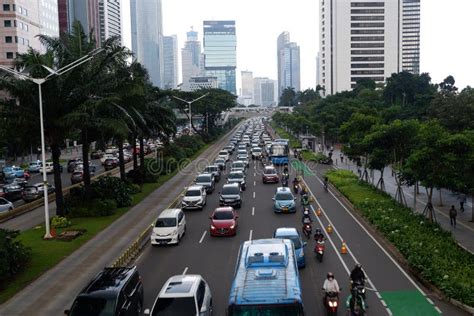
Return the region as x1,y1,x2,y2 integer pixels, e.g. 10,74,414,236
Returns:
172,93,209,133
0,48,103,239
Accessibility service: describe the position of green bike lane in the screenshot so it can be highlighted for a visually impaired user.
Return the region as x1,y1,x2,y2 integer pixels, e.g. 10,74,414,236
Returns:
291,159,466,315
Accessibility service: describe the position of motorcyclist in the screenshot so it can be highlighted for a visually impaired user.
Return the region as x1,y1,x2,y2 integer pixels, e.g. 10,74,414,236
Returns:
322,272,340,300
281,174,288,187
314,228,325,242
324,176,329,191
346,288,366,316
301,193,309,206
292,177,299,193
302,209,312,224
283,164,289,175
350,263,366,287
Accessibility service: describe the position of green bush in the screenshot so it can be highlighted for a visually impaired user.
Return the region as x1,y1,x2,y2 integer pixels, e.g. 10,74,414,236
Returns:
50,216,71,229
327,169,474,307
0,229,31,288
128,183,142,194
69,199,117,217
91,176,132,207
301,150,328,162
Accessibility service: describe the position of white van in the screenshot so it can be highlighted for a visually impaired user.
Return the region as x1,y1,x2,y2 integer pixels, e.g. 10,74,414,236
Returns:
151,209,186,245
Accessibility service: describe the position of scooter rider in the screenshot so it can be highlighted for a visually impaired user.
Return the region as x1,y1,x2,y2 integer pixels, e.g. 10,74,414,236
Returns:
302,209,312,224
314,228,325,242
350,263,366,287
301,192,309,206
322,272,340,300
346,288,366,316
292,177,299,193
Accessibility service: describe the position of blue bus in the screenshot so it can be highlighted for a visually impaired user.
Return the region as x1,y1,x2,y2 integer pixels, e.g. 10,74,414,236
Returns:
227,238,305,315
269,140,289,165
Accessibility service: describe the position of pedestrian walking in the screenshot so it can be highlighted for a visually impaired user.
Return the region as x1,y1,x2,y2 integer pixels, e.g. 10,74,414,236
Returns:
458,193,466,212
449,205,457,228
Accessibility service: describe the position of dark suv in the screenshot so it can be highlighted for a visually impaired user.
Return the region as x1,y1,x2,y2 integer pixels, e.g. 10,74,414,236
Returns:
65,266,144,316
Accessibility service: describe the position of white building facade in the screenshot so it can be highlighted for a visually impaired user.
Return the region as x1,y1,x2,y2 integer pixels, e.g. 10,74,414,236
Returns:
163,35,178,89
241,70,253,103
317,0,420,95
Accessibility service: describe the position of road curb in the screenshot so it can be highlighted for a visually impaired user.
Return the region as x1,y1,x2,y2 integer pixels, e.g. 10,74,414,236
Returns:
323,176,474,315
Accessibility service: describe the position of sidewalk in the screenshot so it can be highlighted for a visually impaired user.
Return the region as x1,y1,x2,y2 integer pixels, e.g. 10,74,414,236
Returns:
326,147,474,254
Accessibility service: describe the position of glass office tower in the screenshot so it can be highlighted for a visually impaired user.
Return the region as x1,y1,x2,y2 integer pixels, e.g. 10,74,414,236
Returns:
203,20,236,94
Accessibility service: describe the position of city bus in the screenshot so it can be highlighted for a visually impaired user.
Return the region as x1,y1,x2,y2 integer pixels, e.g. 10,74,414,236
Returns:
269,139,289,165
227,238,305,315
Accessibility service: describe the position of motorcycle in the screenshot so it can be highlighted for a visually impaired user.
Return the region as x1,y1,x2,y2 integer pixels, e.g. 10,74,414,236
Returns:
293,182,299,194
302,222,312,239
351,280,366,300
281,176,288,187
324,291,340,316
314,239,325,262
301,195,310,207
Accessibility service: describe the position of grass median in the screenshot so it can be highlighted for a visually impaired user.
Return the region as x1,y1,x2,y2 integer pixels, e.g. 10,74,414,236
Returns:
1,143,213,304
270,122,301,148
327,169,474,307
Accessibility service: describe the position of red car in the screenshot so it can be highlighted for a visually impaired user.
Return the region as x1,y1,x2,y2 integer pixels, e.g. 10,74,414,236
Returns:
262,166,279,184
209,207,238,237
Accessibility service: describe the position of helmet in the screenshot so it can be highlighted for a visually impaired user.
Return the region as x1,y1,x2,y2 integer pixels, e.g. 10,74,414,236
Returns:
315,228,322,234
327,272,334,279
355,263,362,269
303,210,309,216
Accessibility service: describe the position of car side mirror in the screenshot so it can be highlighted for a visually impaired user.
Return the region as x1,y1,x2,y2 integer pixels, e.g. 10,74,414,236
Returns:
144,309,151,315
64,310,70,315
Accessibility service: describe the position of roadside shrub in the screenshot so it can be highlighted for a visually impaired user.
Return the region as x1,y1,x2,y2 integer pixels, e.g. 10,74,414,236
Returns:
174,135,204,155
327,169,474,307
91,176,132,207
0,229,31,288
128,183,142,194
50,216,71,229
69,198,117,217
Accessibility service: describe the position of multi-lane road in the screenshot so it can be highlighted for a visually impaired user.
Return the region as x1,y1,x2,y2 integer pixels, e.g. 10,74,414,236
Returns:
135,125,467,316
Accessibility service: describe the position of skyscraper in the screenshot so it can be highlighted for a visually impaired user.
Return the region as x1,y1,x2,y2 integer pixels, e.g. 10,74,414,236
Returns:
58,0,100,44
39,0,60,38
277,32,300,97
317,0,421,95
253,77,277,107
241,71,254,102
163,35,178,89
130,0,163,87
181,28,202,88
0,1,42,65
203,20,237,94
98,0,121,45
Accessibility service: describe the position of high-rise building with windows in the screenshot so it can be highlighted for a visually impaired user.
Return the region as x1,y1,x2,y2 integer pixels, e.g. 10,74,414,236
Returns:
241,70,253,102
181,28,202,88
130,0,164,87
277,32,300,97
253,77,277,107
40,0,59,38
163,35,178,89
317,0,421,95
58,0,100,44
98,0,121,45
203,20,237,94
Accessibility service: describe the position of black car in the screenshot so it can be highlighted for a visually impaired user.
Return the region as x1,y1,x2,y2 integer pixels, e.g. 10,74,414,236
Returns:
90,150,103,159
104,158,119,171
0,184,23,201
67,159,83,173
65,266,144,316
219,183,242,208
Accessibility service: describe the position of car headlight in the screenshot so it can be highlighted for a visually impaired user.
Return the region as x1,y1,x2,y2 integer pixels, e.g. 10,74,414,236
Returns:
210,225,216,230
230,225,235,229
171,231,178,236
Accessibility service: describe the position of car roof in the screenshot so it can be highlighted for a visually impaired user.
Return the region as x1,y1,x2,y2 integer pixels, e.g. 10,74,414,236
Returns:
214,206,234,213
159,274,202,298
197,173,212,178
276,187,292,193
222,183,240,189
264,166,276,170
158,208,182,218
187,185,204,191
229,170,244,175
274,227,299,237
82,267,137,297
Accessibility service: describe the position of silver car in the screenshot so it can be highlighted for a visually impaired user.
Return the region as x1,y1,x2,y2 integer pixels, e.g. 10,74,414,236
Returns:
0,197,13,213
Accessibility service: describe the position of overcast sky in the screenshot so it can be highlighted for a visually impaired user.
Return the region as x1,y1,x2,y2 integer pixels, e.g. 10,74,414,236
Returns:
122,0,474,91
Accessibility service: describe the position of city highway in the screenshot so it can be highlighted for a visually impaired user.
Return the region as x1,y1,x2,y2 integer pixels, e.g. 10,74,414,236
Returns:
135,125,467,315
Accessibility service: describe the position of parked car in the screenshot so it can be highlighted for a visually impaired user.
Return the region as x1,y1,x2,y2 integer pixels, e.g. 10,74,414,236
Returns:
273,227,307,268
65,266,143,316
219,183,242,208
22,183,55,203
67,159,83,173
181,185,207,210
262,166,279,184
145,274,212,316
0,197,14,213
203,165,221,182
28,161,42,173
44,162,63,174
104,158,119,171
272,187,296,213
150,208,186,245
209,207,238,237
0,184,23,201
90,150,103,159
100,154,116,165
227,171,246,190
194,173,215,194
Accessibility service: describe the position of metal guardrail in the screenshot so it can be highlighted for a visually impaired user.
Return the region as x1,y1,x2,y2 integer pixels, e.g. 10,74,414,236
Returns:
0,153,155,224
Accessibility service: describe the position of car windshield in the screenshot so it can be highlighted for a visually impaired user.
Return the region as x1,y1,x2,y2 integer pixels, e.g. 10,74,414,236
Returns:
196,175,211,182
215,159,224,164
264,168,277,175
205,166,217,173
185,189,201,197
155,217,177,227
252,148,262,152
69,296,116,316
219,151,227,155
24,187,38,193
275,192,294,200
228,173,243,179
152,297,196,316
232,163,244,168
222,186,240,195
278,234,302,249
213,211,234,220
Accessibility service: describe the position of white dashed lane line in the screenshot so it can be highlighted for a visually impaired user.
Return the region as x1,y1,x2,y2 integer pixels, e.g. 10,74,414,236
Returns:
252,207,255,216
249,229,253,241
199,230,207,244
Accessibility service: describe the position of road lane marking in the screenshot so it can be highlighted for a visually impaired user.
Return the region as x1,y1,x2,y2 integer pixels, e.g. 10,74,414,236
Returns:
199,230,207,244
254,172,256,177
252,207,255,216
253,181,256,186
253,192,255,199
435,306,442,314
182,267,188,275
249,229,253,241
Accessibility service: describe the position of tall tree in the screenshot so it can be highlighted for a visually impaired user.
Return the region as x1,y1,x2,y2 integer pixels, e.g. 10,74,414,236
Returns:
279,87,297,106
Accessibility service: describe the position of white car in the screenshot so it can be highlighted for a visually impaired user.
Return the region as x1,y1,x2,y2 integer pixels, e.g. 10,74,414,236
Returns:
218,150,229,161
145,274,213,316
44,162,54,174
151,208,186,245
0,197,13,213
181,185,207,210
100,154,116,165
